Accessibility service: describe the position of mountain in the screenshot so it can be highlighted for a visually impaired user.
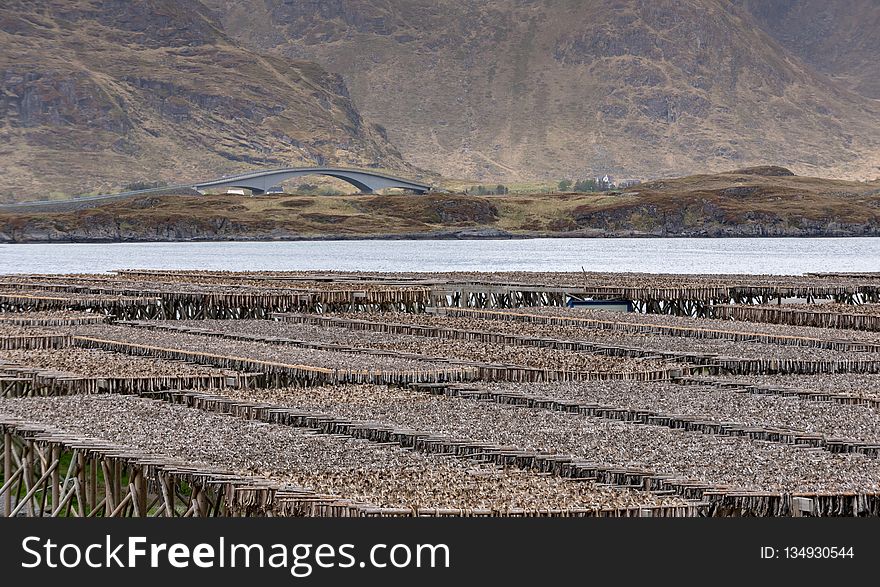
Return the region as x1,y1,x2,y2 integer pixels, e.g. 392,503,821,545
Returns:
0,0,410,201
205,0,880,182
736,0,880,100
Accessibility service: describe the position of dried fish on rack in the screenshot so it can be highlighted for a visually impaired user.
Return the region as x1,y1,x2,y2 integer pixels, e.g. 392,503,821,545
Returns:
0,347,260,396
203,383,880,496
712,304,880,332
0,395,693,514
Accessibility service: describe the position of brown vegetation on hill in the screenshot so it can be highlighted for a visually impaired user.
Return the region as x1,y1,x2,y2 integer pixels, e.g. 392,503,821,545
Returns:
206,0,880,182
2,169,878,241
0,0,412,201
572,169,880,236
736,0,880,99
2,1,879,203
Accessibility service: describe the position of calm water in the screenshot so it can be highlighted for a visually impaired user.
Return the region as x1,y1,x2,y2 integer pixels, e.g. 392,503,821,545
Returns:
0,238,878,275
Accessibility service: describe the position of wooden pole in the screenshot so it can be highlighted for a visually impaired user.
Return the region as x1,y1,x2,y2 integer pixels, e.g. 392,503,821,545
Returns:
129,483,141,517
8,459,59,517
50,481,77,517
113,461,121,508
77,452,87,516
160,474,175,517
88,457,97,514
3,432,10,517
108,490,133,518
101,459,115,513
72,475,85,518
196,486,209,517
133,470,147,517
51,446,60,514
23,441,35,516
0,468,24,503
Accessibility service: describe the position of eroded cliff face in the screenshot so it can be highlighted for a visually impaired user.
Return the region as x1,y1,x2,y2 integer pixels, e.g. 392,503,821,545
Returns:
734,0,880,99
4,208,877,243
0,0,412,201
206,0,880,182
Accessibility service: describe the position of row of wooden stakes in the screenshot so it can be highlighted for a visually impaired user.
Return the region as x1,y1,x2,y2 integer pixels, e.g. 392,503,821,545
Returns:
712,304,880,332
275,312,880,375
73,336,479,387
439,307,880,353
120,320,686,383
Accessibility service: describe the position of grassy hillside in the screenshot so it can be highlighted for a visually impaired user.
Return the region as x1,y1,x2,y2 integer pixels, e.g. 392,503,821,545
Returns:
3,168,879,242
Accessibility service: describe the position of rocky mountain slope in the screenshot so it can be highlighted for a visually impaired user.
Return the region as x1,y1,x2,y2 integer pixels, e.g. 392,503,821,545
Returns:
737,0,880,99
206,0,880,182
0,0,411,201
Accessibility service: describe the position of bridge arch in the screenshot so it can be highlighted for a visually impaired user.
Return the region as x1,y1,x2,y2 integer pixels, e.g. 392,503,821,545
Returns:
193,167,430,195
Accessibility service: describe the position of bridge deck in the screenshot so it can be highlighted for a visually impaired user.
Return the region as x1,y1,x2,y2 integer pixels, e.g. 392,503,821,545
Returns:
0,167,431,210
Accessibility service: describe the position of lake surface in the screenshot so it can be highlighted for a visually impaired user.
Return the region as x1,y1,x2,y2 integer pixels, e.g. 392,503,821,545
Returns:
1,238,878,275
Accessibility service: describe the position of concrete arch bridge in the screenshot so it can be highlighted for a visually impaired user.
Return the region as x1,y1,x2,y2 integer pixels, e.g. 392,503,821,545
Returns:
194,167,431,195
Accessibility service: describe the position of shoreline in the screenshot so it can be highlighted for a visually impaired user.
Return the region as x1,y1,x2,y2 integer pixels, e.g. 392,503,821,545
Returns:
3,230,880,244
3,171,879,243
